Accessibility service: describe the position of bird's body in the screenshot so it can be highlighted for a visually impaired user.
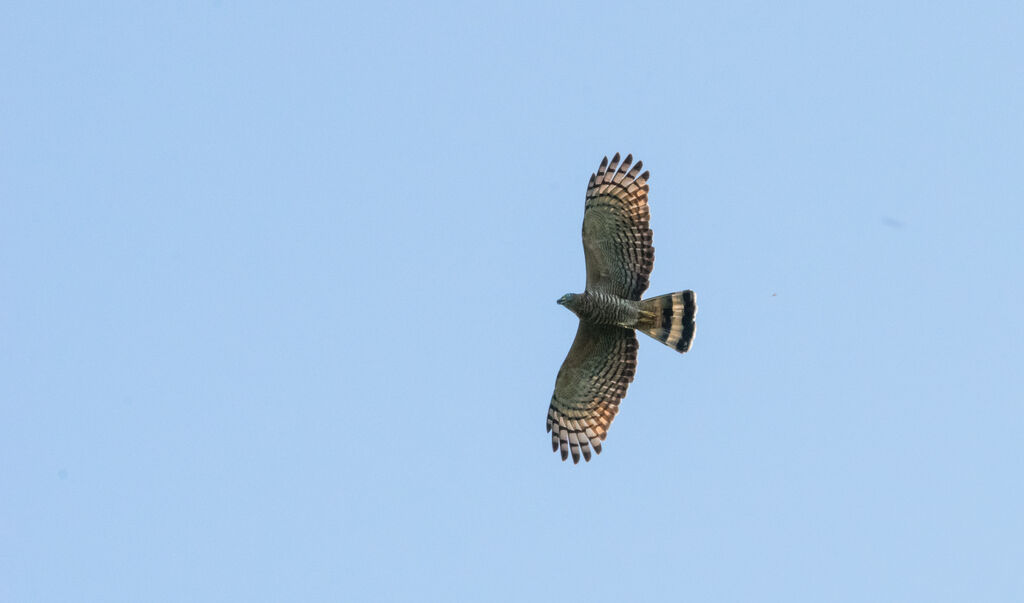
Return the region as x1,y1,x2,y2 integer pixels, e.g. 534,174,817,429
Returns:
559,291,642,329
547,153,697,463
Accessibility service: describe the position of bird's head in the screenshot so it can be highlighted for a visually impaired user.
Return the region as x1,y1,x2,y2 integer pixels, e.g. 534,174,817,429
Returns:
557,293,579,310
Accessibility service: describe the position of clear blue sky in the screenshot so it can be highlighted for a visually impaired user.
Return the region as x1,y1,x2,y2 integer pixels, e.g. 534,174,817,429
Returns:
3,2,1023,601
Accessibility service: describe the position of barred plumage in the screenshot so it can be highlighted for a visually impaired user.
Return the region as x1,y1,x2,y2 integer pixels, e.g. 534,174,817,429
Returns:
547,154,698,463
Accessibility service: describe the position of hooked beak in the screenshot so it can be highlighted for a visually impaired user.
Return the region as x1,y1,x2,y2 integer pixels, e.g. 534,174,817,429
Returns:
556,297,564,305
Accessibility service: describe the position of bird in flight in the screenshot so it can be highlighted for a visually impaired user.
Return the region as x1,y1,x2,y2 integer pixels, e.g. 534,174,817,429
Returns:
547,153,697,463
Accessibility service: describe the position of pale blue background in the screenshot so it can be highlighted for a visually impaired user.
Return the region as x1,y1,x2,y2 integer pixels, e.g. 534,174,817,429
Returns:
3,2,1023,601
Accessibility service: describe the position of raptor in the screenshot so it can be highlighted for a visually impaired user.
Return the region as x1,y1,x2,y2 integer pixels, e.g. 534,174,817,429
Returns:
547,153,697,463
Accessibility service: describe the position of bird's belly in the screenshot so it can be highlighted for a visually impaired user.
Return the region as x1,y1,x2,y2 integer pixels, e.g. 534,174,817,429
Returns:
582,293,640,328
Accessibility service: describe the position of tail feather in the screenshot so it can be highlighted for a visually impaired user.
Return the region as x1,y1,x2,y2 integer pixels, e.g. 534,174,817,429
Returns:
636,290,697,353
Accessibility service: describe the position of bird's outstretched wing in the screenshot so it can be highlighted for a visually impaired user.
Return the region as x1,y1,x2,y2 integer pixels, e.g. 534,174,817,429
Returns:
582,153,654,301
546,322,638,463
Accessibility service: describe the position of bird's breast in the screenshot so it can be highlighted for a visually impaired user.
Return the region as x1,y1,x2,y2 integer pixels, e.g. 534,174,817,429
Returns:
579,292,640,328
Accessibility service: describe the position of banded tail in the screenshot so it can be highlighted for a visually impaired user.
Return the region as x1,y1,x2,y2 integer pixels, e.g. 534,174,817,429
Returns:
636,290,697,353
